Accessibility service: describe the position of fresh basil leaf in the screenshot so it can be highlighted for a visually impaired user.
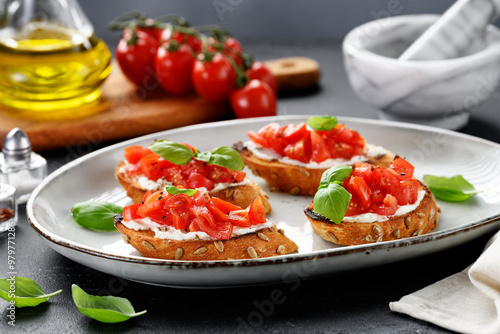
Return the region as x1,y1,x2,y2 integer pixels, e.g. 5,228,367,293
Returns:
148,139,194,165
423,174,480,202
72,284,146,323
313,183,352,224
165,186,197,196
319,165,352,189
307,115,338,131
195,146,245,171
0,277,62,308
72,201,123,231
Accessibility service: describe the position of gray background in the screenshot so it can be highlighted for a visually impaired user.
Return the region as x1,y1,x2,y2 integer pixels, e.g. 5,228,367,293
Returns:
82,0,460,45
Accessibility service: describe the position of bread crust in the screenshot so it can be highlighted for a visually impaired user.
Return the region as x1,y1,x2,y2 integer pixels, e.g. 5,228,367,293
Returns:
115,161,272,213
115,219,298,261
304,182,440,246
234,142,394,196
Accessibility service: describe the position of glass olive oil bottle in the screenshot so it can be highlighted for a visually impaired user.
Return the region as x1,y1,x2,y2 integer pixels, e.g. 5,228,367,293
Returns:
0,0,111,117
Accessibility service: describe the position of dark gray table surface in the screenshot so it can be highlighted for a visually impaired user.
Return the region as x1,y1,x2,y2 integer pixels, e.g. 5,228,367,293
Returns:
2,41,500,333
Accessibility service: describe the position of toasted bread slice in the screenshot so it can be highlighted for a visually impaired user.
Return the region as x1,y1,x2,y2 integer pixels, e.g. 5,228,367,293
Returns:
115,161,272,213
114,219,298,261
234,142,394,196
304,182,440,246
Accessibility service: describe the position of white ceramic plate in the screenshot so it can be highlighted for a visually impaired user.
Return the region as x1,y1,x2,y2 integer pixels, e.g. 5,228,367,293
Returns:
27,116,500,288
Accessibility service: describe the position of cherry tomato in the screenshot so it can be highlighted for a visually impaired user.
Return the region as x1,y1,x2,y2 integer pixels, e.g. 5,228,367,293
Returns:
283,137,311,163
155,42,194,95
371,194,398,215
124,145,146,164
208,36,244,67
192,52,236,103
230,79,277,118
160,29,202,53
310,131,331,163
211,197,242,214
116,29,158,87
246,61,278,95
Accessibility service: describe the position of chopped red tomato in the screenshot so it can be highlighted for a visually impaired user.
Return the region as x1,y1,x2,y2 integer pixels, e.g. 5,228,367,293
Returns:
247,197,266,225
390,155,415,179
123,144,246,189
211,197,242,214
123,203,142,221
342,156,418,217
124,145,145,164
247,122,366,164
228,210,251,227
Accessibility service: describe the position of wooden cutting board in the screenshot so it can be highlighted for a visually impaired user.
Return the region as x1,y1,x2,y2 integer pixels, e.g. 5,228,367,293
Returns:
0,57,320,151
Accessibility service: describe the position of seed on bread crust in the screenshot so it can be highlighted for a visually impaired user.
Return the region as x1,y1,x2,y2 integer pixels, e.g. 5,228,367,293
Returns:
122,234,130,244
214,241,224,253
194,246,208,255
258,233,270,241
277,245,286,255
247,247,258,259
142,241,155,250
326,232,339,243
404,216,412,229
290,186,301,195
175,247,184,260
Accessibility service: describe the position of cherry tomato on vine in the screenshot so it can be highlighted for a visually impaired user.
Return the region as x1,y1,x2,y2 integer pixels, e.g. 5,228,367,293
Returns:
208,36,244,67
230,79,277,118
116,29,158,87
246,61,278,95
155,42,194,95
192,52,236,103
160,29,202,53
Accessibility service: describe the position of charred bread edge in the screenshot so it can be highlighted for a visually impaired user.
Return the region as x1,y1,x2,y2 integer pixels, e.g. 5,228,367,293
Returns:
234,141,395,196
304,181,440,246
114,214,299,261
115,160,272,213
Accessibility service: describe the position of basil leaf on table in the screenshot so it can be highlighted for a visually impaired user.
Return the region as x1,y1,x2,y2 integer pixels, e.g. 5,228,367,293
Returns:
0,277,62,308
148,139,194,165
165,186,197,196
195,146,245,171
313,183,352,224
423,174,480,202
72,201,123,231
306,115,338,131
72,284,146,323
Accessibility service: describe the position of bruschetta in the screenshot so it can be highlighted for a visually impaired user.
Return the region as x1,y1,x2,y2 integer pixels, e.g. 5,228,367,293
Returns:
304,156,440,245
234,116,394,196
114,187,298,260
115,140,272,213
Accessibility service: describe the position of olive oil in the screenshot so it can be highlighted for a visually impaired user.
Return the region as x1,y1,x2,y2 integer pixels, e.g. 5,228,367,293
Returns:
0,23,112,118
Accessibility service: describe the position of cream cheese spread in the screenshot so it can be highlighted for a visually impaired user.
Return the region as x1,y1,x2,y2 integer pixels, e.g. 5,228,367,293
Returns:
121,217,274,241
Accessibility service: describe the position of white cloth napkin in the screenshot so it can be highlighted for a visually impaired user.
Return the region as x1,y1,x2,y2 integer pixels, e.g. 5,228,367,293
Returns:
390,230,500,334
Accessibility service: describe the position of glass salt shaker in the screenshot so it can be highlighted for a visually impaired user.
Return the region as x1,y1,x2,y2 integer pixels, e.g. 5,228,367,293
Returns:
0,128,47,204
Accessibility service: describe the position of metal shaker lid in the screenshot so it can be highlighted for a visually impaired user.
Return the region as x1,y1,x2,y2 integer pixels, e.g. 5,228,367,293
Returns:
2,128,31,162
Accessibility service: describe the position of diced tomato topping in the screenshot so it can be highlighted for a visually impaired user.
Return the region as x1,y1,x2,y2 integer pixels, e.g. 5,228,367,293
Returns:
341,156,418,217
347,176,371,210
211,197,242,214
247,122,366,164
124,145,146,164
123,187,268,240
123,143,246,189
228,210,251,227
123,203,142,221
390,155,415,179
247,196,267,225
310,131,332,163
